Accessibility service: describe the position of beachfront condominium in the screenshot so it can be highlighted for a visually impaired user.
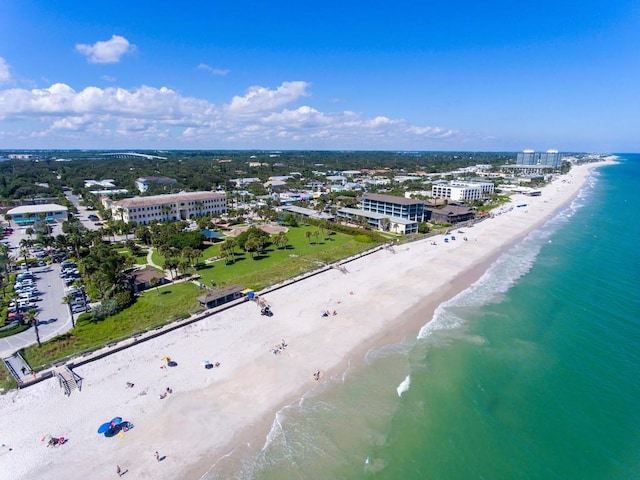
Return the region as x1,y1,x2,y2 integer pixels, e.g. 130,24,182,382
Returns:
105,191,227,226
430,181,495,202
516,149,562,168
360,193,427,222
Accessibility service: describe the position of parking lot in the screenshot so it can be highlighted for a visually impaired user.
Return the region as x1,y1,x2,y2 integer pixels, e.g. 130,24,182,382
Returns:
0,223,80,356
0,262,74,357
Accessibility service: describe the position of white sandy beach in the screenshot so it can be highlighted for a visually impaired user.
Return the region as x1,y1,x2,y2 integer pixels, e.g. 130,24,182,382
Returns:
0,161,613,480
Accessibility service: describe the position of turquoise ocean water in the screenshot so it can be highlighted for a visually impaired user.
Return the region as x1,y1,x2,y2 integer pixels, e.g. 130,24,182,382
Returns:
207,156,640,480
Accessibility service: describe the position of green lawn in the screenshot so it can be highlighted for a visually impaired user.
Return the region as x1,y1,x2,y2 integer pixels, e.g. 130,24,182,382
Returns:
116,247,149,265
9,225,381,381
151,249,165,267
196,226,375,290
21,282,202,371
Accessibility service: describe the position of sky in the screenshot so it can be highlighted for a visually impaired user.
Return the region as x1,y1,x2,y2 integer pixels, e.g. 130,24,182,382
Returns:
0,0,639,152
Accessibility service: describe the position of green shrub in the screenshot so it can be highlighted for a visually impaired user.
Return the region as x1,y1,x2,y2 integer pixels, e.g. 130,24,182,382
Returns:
353,234,375,243
76,312,93,323
113,290,134,310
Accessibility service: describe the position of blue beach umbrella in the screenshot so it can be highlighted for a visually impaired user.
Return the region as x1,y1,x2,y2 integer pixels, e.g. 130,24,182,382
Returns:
110,417,123,425
97,422,112,434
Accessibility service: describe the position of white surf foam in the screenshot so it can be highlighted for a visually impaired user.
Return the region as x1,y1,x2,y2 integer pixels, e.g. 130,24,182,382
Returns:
417,179,597,341
396,375,411,397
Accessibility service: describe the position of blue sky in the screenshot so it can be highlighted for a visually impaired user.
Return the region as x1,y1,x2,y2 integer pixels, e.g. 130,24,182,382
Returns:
1,0,638,152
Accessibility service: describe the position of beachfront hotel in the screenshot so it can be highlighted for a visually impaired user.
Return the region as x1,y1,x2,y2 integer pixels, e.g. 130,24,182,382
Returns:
431,181,495,202
104,191,227,226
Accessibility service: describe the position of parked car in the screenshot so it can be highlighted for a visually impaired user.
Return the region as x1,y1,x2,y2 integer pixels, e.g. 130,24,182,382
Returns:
71,304,89,314
17,300,37,309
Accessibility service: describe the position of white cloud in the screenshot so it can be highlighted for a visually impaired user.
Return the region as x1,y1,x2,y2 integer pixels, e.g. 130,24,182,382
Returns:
0,57,11,84
225,81,310,115
197,63,230,76
75,35,134,64
0,80,462,148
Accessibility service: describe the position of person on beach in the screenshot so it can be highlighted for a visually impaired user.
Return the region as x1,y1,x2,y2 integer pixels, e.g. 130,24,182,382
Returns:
116,465,123,477
155,451,160,461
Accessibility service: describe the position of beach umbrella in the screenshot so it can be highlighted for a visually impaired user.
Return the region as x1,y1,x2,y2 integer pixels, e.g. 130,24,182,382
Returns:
97,422,112,434
110,417,123,426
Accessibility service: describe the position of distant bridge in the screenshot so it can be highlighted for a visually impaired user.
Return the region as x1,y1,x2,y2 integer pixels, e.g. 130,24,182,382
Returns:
99,152,167,160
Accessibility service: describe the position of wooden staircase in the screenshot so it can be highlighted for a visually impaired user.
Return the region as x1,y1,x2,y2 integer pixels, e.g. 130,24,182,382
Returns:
55,366,82,396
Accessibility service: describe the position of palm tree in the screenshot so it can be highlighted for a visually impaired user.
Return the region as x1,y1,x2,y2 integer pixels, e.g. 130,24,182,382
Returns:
62,294,76,328
313,230,320,244
244,237,260,260
182,247,199,268
305,231,312,244
19,247,30,271
149,276,161,295
162,257,179,280
24,309,41,347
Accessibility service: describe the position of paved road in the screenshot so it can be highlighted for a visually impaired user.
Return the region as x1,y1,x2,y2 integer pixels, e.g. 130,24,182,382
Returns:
1,261,74,358
65,191,102,231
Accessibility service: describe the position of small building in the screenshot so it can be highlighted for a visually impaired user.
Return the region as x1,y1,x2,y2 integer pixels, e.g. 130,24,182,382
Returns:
427,205,475,224
6,204,68,225
197,285,245,308
128,267,166,292
135,177,178,193
230,177,261,188
85,179,116,189
280,205,335,221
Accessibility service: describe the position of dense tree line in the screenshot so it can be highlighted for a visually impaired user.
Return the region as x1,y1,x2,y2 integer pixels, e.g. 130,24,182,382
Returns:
0,150,520,201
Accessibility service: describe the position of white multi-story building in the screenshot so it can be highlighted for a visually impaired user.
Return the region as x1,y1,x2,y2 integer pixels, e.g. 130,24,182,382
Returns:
516,149,562,167
431,181,494,202
107,191,227,225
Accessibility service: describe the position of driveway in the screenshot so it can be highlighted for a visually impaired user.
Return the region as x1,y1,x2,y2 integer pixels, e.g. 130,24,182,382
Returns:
65,191,102,231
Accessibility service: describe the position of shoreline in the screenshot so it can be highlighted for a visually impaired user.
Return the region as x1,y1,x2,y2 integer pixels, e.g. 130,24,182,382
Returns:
0,160,615,480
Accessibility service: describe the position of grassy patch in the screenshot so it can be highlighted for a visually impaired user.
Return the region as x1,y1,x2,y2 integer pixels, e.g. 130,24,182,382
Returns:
196,226,377,290
151,249,165,266
22,282,202,369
